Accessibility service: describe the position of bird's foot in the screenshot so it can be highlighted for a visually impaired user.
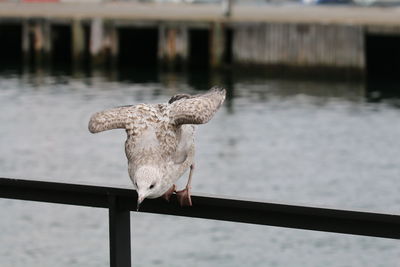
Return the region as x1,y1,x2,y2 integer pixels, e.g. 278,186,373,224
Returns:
176,187,192,207
161,184,176,202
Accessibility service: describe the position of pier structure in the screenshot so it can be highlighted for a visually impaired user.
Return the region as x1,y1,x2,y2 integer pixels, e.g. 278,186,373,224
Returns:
1,3,400,75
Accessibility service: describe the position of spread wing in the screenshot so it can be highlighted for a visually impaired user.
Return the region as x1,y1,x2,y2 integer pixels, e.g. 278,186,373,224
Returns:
169,86,226,125
88,105,136,133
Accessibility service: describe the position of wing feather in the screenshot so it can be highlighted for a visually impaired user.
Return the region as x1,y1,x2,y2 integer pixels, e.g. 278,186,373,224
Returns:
88,105,135,133
169,86,226,125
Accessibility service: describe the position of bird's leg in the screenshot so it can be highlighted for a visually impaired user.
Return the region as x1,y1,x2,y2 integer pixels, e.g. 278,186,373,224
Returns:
161,184,176,202
176,164,194,207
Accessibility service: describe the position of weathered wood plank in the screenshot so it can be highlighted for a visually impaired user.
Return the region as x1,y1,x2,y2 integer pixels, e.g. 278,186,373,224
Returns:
232,22,365,69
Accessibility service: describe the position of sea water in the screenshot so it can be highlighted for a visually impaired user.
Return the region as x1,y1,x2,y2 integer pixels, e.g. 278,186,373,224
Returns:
0,68,399,266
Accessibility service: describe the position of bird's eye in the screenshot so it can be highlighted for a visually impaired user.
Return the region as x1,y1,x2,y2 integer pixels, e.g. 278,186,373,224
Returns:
149,183,155,189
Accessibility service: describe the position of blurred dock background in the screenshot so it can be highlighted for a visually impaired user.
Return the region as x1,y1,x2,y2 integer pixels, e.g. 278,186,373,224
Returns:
1,1,400,79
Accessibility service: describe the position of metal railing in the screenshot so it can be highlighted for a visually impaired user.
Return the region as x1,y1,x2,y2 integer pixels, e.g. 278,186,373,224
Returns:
0,177,399,267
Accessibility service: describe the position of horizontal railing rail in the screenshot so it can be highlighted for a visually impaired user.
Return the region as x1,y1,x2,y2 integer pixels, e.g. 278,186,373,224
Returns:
0,177,399,267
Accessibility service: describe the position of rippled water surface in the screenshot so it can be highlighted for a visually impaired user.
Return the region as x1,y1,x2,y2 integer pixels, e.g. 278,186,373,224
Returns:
1,69,399,267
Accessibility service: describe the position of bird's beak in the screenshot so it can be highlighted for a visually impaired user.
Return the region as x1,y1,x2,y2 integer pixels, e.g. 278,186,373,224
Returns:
137,195,145,211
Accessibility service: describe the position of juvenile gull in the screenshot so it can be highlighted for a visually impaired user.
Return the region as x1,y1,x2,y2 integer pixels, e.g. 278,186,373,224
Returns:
88,86,226,209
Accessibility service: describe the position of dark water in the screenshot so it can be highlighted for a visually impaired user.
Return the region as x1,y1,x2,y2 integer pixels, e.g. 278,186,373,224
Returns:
0,67,399,266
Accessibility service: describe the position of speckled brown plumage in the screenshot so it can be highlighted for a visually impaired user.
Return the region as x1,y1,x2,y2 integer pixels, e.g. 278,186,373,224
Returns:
88,86,226,206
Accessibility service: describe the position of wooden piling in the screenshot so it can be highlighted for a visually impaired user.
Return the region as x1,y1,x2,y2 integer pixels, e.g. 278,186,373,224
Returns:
158,24,166,65
42,19,51,64
176,25,188,68
27,19,52,68
21,19,30,66
158,24,188,70
33,21,44,66
167,28,177,67
72,19,85,68
210,22,224,68
108,22,119,68
90,18,105,67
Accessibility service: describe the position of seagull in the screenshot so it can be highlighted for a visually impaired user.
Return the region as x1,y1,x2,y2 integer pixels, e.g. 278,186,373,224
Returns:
88,86,226,209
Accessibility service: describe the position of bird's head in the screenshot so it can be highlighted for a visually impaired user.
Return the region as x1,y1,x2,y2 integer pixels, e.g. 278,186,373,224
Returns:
133,166,164,210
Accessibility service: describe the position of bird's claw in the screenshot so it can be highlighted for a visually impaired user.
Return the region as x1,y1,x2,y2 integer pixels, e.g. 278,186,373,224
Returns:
161,184,192,207
161,184,176,202
176,187,192,207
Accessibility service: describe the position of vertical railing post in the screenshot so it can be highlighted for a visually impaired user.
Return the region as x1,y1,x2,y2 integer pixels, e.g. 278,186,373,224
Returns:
108,195,132,267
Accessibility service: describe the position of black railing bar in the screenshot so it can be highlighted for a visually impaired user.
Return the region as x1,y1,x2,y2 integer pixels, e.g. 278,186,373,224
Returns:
137,196,400,239
0,177,134,196
2,177,398,218
1,177,399,221
0,177,399,240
